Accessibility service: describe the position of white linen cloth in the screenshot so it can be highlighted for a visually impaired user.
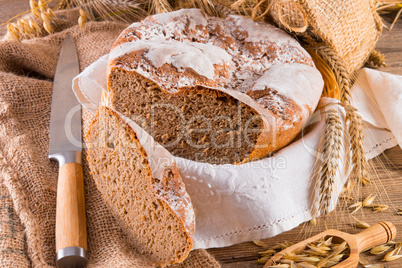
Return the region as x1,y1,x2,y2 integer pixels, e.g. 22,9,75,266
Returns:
73,55,400,249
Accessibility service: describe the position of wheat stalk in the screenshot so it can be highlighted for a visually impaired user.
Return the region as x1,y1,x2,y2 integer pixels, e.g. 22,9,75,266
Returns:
188,0,217,16
313,109,343,217
314,46,369,187
307,48,341,100
149,0,172,13
227,0,253,16
58,0,147,22
343,104,370,186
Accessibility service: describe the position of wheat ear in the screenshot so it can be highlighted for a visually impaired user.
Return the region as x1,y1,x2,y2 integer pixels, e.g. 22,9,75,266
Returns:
343,105,370,185
367,49,387,68
314,46,369,186
341,83,370,186
313,109,343,217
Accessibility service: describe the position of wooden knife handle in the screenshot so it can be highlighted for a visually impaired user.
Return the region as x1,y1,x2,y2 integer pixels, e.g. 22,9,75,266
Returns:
56,163,87,252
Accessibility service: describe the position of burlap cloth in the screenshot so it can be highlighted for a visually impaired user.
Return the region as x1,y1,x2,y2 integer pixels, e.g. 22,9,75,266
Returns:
264,0,382,76
0,9,220,268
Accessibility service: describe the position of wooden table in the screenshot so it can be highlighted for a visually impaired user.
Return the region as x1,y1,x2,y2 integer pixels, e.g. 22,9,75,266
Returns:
1,3,402,267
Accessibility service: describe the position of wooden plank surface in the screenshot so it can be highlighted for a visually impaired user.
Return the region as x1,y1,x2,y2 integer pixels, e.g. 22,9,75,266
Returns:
208,148,402,267
1,2,402,267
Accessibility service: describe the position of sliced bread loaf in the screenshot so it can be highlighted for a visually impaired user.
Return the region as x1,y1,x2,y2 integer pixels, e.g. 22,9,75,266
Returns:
106,9,323,164
86,106,195,266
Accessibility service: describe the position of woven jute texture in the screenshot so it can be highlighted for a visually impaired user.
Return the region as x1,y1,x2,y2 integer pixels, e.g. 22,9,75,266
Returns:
0,9,220,268
263,0,382,76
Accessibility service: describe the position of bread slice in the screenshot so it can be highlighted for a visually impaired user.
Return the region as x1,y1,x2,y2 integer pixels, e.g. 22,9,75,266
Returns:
106,9,324,164
86,106,195,266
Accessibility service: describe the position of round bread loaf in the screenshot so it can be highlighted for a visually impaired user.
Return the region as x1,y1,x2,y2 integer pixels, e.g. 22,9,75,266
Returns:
106,9,324,164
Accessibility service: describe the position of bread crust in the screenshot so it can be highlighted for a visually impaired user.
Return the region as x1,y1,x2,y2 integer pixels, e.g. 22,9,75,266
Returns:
106,9,324,163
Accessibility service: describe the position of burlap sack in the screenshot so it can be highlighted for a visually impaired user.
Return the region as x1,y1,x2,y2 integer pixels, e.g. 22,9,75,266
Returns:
0,10,220,268
261,0,382,76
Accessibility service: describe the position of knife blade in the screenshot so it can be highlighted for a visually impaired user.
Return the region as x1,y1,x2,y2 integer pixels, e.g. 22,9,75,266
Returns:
49,35,87,268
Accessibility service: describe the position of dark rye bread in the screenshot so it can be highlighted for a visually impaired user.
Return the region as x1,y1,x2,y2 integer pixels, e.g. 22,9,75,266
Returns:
106,9,324,164
86,106,195,266
108,69,263,164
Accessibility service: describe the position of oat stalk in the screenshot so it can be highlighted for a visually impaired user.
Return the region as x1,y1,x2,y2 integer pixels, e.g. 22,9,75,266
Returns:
351,216,370,229
4,0,58,41
259,237,349,266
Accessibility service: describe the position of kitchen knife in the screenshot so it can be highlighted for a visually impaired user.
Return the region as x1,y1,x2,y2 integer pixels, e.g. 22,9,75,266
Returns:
49,35,87,268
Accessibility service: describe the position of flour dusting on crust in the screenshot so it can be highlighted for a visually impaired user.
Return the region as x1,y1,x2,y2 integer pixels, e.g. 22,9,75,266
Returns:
109,8,323,129
153,165,195,236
